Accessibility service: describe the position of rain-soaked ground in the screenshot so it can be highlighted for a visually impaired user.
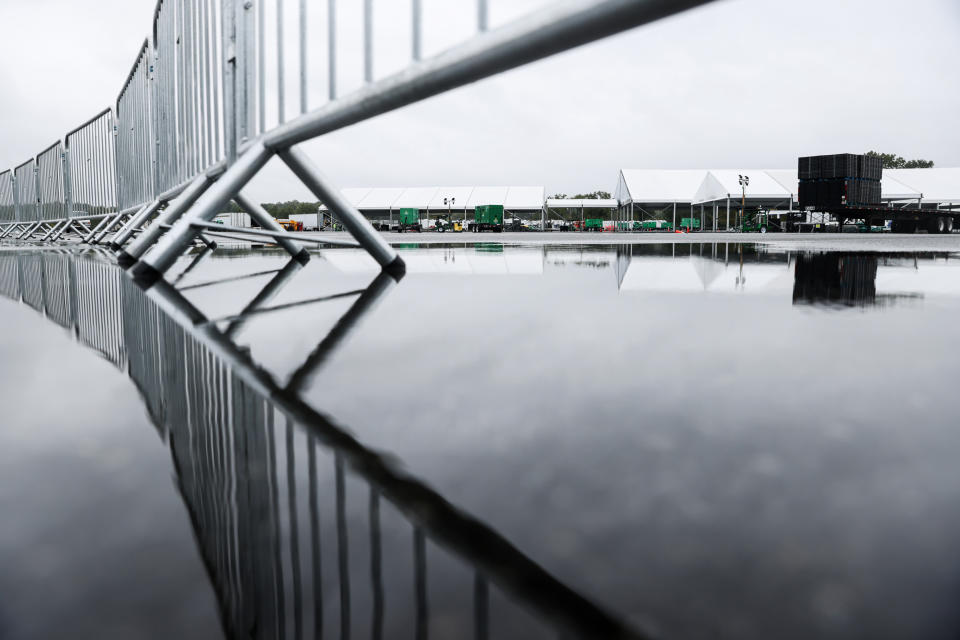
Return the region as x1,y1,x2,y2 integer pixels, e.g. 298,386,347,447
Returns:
1,239,960,639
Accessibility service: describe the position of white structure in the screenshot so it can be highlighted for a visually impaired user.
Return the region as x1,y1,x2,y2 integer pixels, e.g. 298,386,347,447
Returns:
321,185,547,225
614,166,960,231
614,169,708,229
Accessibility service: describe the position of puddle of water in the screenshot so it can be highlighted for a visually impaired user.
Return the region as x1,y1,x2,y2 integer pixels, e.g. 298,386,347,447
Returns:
1,243,959,640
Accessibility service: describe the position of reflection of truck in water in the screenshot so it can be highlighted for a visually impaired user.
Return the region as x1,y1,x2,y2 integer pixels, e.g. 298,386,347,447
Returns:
473,205,503,232
397,208,422,233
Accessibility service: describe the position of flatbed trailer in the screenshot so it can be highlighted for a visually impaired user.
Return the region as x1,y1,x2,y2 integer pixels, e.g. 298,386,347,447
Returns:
824,205,958,234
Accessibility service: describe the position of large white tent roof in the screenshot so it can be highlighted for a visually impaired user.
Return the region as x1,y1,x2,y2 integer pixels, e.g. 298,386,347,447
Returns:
886,168,960,203
320,186,545,211
694,170,794,204
616,170,709,204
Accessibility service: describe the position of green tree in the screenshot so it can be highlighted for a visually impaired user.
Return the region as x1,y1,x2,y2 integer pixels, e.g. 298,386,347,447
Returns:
866,151,934,169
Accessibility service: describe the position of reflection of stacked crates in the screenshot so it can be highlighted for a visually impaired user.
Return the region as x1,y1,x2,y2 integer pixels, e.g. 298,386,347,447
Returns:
798,153,881,208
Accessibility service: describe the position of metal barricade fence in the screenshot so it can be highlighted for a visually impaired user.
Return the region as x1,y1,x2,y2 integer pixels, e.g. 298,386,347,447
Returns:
65,109,118,217
36,141,67,221
0,170,16,223
1,0,716,265
14,160,38,223
116,41,155,212
152,0,224,198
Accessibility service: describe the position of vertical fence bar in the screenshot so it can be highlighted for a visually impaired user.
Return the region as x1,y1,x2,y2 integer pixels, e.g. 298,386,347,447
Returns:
363,0,372,83
328,0,336,100
412,0,422,61
478,0,488,31
240,0,255,142
276,0,285,124
299,0,307,113
335,454,350,640
257,0,266,134
222,0,237,164
307,436,323,639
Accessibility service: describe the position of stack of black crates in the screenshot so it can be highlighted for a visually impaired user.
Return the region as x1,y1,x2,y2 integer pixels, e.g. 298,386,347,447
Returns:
798,153,881,209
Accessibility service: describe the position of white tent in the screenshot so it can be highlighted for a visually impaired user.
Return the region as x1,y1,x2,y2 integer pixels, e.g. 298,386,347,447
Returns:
693,170,794,205
885,168,960,205
615,169,708,205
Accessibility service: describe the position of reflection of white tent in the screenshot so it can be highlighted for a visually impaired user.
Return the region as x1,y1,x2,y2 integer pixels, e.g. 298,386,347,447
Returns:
619,258,711,292
875,261,960,297
323,248,543,275
619,257,792,295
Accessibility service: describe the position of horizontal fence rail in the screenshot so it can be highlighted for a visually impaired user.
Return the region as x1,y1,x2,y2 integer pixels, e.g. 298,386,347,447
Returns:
65,109,118,217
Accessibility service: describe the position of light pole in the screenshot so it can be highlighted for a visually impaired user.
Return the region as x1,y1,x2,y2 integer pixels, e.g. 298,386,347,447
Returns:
738,174,749,232
444,196,456,231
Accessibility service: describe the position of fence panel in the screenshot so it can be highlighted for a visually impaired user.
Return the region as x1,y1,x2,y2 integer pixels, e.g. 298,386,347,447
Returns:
14,160,38,223
0,170,15,223
75,257,125,366
0,252,20,299
116,41,155,211
37,141,67,221
41,252,73,328
152,0,224,196
65,109,118,217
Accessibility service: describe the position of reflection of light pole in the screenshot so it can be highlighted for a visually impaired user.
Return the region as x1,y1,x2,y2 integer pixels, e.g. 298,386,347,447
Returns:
738,174,749,231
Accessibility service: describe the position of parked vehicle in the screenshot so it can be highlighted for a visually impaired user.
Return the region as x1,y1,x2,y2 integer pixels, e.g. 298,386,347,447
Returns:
474,205,504,232
275,219,303,232
397,208,422,233
584,218,604,232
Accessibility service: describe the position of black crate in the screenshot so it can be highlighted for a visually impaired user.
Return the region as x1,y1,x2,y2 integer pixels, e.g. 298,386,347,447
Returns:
820,155,836,179
839,154,858,178
798,180,814,207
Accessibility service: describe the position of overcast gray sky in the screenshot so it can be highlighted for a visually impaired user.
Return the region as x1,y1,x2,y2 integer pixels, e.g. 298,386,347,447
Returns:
1,0,957,202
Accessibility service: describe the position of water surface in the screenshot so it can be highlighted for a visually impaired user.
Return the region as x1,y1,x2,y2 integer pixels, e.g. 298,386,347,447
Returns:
2,243,959,639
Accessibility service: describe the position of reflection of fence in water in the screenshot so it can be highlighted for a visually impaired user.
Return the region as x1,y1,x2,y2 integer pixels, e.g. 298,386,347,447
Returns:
0,250,642,640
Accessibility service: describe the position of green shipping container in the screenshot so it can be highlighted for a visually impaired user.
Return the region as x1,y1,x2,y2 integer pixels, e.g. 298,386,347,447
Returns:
680,217,701,229
474,204,504,226
398,208,420,225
